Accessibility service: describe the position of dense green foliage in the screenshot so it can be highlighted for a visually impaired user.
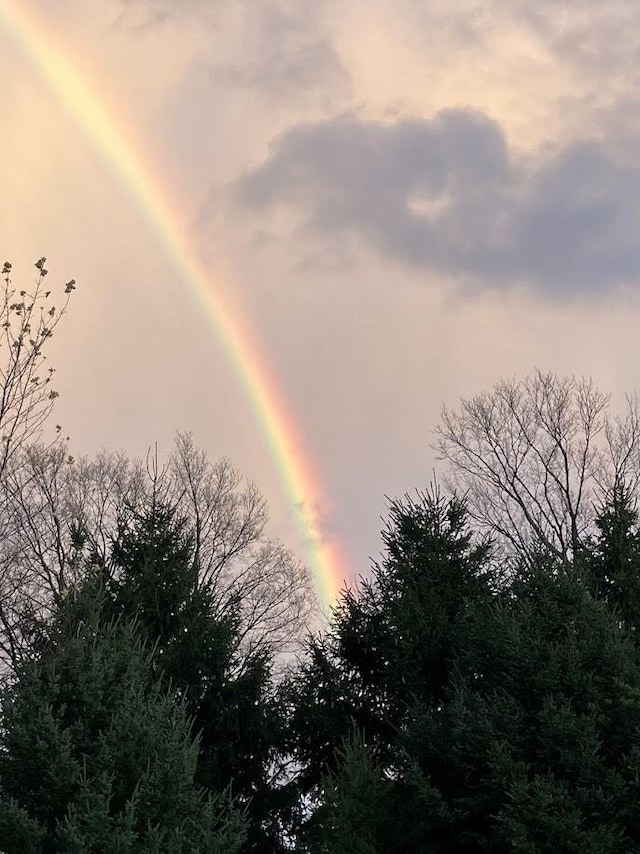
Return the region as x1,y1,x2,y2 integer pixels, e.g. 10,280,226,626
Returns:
284,490,640,851
3,474,640,850
0,577,245,852
104,500,287,853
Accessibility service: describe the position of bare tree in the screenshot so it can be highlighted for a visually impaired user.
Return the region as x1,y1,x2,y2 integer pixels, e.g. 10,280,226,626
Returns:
433,370,640,562
0,262,313,673
0,433,315,670
0,259,75,667
164,433,314,655
0,259,74,477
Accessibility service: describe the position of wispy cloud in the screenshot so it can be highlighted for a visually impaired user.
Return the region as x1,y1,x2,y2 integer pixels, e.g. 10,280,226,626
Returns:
213,0,349,103
115,0,204,26
116,0,350,103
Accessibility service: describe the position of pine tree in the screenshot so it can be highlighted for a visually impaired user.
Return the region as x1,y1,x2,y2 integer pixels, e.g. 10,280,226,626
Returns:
0,575,246,852
288,490,640,852
308,731,390,854
105,499,286,852
285,489,494,847
402,556,640,851
583,484,640,632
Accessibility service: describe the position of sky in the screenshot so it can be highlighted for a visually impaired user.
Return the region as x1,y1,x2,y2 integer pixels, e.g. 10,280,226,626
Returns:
2,0,640,607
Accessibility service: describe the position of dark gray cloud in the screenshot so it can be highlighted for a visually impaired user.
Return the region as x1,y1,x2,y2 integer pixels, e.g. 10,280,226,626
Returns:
230,110,640,295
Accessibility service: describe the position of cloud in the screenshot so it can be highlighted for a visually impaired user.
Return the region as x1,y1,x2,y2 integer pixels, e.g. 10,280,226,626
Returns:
409,0,640,81
216,36,348,104
116,0,350,103
228,109,640,296
216,0,350,104
114,0,197,27
512,0,640,68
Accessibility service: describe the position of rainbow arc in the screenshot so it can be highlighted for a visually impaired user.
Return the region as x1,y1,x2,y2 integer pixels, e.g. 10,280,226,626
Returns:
0,0,347,610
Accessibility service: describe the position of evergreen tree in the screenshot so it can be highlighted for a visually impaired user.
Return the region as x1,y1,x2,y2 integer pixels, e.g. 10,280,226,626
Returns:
401,556,640,851
583,484,640,632
308,731,391,854
284,489,494,846
288,490,640,852
105,499,286,852
0,576,246,852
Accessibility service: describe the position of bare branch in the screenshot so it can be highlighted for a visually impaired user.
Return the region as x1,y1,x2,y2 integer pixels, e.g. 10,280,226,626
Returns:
0,432,316,672
434,370,638,563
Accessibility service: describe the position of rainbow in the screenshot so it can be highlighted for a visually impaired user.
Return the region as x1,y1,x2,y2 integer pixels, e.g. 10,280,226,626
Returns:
0,1,349,611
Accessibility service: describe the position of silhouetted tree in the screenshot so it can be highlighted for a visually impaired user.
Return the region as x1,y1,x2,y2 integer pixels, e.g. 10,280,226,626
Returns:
0,258,75,669
287,490,640,852
0,434,313,674
0,575,245,852
104,497,289,853
434,370,640,562
284,489,494,848
583,484,640,633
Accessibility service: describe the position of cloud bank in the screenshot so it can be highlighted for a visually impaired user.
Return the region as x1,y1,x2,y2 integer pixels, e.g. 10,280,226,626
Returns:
230,110,640,296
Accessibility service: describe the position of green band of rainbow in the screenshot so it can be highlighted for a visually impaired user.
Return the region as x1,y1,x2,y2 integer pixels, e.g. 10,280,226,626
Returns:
0,1,348,611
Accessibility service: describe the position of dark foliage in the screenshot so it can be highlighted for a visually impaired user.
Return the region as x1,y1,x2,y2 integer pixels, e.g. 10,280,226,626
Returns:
0,576,245,852
5,475,640,851
105,499,288,853
285,489,640,852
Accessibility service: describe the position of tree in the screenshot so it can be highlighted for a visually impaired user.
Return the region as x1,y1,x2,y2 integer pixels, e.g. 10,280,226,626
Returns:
0,574,246,852
164,433,313,656
0,259,75,670
101,497,289,853
0,433,314,673
583,484,640,633
284,489,494,847
434,370,640,562
287,490,640,852
306,731,391,854
0,259,73,477
405,552,640,852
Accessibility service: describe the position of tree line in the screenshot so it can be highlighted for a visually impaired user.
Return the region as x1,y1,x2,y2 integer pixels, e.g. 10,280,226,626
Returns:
0,262,640,851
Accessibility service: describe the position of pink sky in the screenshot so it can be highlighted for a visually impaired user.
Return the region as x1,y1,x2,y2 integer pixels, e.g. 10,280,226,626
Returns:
2,0,640,600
